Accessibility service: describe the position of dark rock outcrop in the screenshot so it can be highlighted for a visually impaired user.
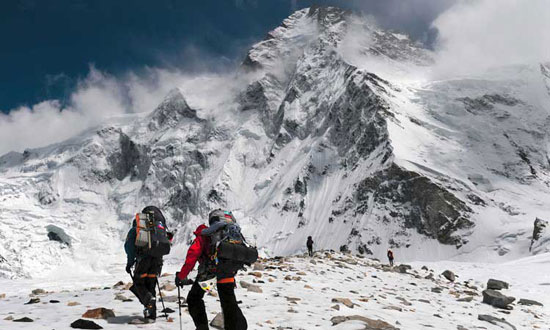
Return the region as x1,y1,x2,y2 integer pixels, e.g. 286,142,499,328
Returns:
355,164,473,246
482,289,515,309
530,218,548,253
442,270,456,282
107,133,151,181
487,279,509,290
70,319,103,329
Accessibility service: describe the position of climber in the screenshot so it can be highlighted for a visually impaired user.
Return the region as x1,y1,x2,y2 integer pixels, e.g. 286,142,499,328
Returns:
387,249,394,266
125,206,173,322
175,209,257,330
306,236,314,257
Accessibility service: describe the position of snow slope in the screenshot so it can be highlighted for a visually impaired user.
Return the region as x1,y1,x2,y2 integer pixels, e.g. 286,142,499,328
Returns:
0,253,548,329
0,7,549,280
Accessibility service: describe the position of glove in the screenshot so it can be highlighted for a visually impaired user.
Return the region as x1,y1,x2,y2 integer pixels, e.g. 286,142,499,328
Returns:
125,263,133,274
175,272,193,287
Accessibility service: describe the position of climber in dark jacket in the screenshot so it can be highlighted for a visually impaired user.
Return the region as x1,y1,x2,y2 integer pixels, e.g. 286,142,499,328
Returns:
125,206,170,321
306,236,314,257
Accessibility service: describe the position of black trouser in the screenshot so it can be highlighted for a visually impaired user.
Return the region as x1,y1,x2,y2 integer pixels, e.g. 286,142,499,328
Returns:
389,258,394,266
307,246,313,257
187,281,248,330
130,256,162,315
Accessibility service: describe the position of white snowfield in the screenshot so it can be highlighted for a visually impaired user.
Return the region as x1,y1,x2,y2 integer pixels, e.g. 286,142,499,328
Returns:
0,7,549,328
0,253,548,329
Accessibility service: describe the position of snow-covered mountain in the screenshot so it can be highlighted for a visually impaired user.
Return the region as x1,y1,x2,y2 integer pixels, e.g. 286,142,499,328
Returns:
1,6,549,279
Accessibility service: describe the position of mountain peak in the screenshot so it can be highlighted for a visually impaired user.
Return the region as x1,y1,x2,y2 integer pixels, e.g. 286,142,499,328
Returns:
148,88,199,130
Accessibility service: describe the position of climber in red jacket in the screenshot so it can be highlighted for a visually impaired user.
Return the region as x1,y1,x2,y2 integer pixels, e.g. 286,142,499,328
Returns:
175,210,248,330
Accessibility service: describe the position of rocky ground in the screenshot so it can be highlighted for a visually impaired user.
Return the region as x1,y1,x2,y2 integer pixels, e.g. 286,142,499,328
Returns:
0,252,548,329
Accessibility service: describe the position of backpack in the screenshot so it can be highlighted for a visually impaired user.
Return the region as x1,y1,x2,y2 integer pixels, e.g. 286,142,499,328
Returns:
135,212,171,258
207,212,258,276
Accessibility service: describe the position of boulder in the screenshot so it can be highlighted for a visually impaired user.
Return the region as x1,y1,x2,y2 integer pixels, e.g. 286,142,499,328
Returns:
0,293,5,299
530,218,549,253
478,314,516,330
331,298,355,308
482,289,515,309
31,288,46,295
518,298,543,306
82,308,115,319
70,319,103,329
24,298,40,304
13,317,33,322
442,270,456,282
239,281,263,293
330,315,397,329
397,264,412,273
487,279,509,290
160,283,176,291
210,312,224,329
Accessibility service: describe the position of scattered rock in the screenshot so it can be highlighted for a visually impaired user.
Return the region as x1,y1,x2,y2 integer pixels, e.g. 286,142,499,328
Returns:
330,315,397,329
4,316,13,321
161,307,175,313
457,296,473,302
478,314,517,330
31,288,46,295
487,279,509,290
70,319,103,329
13,317,34,322
253,263,265,271
160,283,176,291
482,289,515,309
68,301,81,306
331,304,340,310
50,300,60,303
398,264,412,273
518,298,543,306
0,293,5,299
331,298,354,308
210,312,224,329
114,293,127,301
421,266,429,271
239,281,262,293
431,287,443,293
442,270,456,282
24,298,40,304
82,308,115,319
383,305,403,312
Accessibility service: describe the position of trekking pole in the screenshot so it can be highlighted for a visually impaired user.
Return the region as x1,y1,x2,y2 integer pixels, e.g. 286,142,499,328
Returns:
156,277,169,320
177,286,182,330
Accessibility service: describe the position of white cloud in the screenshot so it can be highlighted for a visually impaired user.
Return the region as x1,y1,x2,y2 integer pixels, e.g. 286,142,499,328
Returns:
0,64,252,155
431,0,550,77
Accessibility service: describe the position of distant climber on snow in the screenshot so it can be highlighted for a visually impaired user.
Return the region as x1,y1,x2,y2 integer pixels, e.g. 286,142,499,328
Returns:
124,206,173,322
175,209,258,330
307,236,314,257
387,249,394,266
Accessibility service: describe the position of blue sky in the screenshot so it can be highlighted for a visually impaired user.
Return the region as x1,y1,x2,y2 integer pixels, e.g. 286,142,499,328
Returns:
1,0,455,113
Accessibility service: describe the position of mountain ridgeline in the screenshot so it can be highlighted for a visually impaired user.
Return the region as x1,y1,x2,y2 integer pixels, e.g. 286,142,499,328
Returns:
1,7,549,278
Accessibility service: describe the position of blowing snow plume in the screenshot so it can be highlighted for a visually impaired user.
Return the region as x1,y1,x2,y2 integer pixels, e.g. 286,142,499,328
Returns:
431,0,550,77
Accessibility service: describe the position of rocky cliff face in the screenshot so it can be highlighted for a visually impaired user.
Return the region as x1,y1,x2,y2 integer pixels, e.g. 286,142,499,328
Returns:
0,7,549,278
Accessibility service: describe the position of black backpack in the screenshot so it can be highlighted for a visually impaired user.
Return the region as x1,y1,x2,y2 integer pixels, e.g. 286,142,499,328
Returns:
207,211,258,275
134,211,171,258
